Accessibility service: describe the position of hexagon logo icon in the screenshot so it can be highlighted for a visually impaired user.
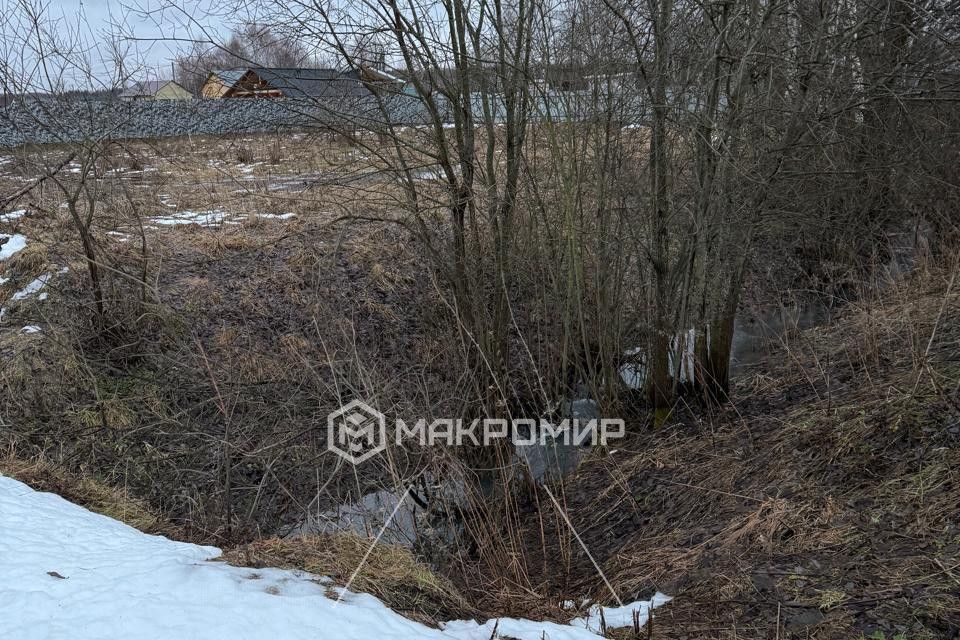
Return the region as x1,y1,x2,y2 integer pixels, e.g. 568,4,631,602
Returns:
327,400,386,464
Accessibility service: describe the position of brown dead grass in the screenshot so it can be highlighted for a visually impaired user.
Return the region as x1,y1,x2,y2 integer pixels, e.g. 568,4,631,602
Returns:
0,455,178,538
518,262,960,639
4,242,49,279
223,533,473,625
191,230,262,255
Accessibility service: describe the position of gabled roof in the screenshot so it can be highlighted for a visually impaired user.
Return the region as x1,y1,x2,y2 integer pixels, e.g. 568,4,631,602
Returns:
120,79,184,98
210,69,247,87
244,68,370,99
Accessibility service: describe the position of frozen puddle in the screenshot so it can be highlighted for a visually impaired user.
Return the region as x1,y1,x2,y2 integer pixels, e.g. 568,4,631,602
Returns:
0,475,669,640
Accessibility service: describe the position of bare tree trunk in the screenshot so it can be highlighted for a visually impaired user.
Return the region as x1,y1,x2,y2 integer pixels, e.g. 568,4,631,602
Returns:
646,0,675,410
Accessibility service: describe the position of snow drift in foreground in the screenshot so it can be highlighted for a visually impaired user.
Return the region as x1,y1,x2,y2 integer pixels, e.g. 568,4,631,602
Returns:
0,475,669,640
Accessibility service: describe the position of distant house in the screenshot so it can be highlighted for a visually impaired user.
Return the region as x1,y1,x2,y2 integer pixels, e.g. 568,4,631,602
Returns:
199,70,247,98
120,80,192,101
200,67,404,100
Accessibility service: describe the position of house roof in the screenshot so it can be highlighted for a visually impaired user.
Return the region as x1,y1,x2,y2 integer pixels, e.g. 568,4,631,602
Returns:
242,68,371,99
120,79,184,98
207,67,384,99
210,69,247,87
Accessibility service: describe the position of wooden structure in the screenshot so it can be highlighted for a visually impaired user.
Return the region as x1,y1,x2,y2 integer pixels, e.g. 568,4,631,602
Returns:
200,67,404,100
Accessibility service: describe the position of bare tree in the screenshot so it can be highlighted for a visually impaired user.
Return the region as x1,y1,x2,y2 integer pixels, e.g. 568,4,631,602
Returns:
0,0,165,342
218,0,960,420
174,22,313,93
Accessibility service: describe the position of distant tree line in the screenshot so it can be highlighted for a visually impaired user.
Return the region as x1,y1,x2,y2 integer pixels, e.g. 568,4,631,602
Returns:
174,23,316,94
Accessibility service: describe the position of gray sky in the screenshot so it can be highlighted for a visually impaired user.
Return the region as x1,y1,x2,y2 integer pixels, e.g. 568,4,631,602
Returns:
1,0,229,88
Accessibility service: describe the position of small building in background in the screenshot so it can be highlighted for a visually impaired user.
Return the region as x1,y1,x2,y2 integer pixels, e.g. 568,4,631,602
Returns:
200,70,248,98
120,80,193,101
199,67,405,100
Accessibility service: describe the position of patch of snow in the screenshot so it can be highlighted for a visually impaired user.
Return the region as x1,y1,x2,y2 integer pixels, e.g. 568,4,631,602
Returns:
257,212,297,220
10,274,50,302
0,210,27,223
20,325,41,334
105,166,157,175
569,594,673,632
0,234,28,260
443,617,610,640
1,273,52,319
151,210,229,227
0,475,670,640
412,167,446,181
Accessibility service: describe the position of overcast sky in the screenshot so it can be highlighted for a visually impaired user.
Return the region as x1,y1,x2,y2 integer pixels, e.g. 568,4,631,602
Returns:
1,0,230,88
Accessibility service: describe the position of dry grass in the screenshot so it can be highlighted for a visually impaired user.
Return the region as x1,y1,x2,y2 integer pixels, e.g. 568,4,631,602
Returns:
4,242,49,279
0,132,450,548
0,454,178,537
5,131,955,637
223,533,472,625
513,262,960,638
